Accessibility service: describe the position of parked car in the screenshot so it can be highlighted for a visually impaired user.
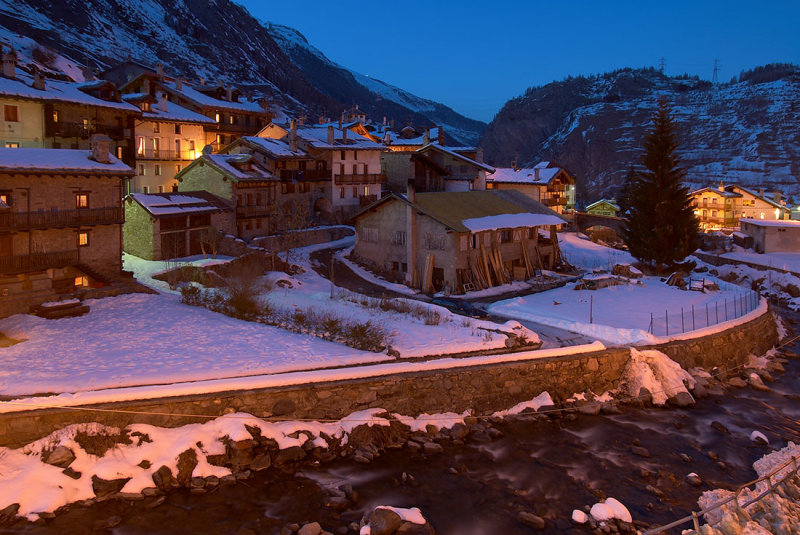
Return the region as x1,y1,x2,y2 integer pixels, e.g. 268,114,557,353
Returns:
430,297,488,318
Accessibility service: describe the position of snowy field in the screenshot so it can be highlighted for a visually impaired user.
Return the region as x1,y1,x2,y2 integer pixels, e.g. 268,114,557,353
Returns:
719,248,800,275
559,233,635,271
489,275,760,345
0,237,529,398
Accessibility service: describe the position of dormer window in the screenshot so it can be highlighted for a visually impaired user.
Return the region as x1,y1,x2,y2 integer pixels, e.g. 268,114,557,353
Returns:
215,112,221,123
143,102,151,112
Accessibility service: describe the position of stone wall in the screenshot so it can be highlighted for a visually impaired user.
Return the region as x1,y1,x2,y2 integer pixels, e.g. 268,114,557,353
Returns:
0,306,780,448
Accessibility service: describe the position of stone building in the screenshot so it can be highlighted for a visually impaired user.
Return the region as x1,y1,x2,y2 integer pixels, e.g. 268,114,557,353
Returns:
689,182,790,231
487,162,576,214
0,139,132,316
175,152,282,240
0,47,139,165
123,191,234,260
352,188,565,294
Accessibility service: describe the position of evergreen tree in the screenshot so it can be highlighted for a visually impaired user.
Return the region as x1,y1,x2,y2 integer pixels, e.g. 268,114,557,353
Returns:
616,165,636,216
623,98,699,271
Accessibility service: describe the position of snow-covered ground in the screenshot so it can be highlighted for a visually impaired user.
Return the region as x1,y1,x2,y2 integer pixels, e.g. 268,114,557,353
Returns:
489,275,761,345
559,233,636,271
719,248,800,275
0,238,534,398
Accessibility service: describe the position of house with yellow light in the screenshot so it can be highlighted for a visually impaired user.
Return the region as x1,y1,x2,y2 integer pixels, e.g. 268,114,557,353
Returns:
486,162,576,214
689,182,789,231
585,199,620,217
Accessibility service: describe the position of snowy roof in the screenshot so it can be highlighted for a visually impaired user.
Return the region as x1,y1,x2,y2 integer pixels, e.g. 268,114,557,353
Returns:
416,144,494,173
356,190,565,233
128,191,232,217
387,127,442,146
586,199,620,211
139,101,217,125
0,148,133,174
726,185,790,212
739,218,800,228
0,73,140,112
238,136,311,158
294,125,385,150
462,213,567,232
690,187,741,198
186,153,274,182
161,80,265,114
490,167,563,185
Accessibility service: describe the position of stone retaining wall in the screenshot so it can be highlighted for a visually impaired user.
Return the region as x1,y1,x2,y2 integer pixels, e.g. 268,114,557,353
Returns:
0,306,780,448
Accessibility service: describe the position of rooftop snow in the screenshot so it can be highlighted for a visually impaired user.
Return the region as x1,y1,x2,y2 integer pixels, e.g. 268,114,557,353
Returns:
490,167,562,184
0,148,133,173
240,136,310,158
417,143,494,173
161,80,265,114
294,125,385,150
740,218,800,228
129,192,232,216
0,73,139,112
462,213,566,232
202,154,274,181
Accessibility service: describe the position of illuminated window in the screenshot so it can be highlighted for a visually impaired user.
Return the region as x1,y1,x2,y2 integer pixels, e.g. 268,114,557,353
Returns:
760,212,765,219
137,137,145,156
82,118,89,131
116,146,123,159
0,192,10,206
77,231,89,246
3,105,18,122
154,164,162,176
363,186,369,196
339,187,345,199
4,142,19,148
153,122,160,133
76,193,89,209
74,276,89,287
229,115,235,125
175,164,182,173
188,140,195,151
52,110,59,123
215,112,221,123
138,164,146,175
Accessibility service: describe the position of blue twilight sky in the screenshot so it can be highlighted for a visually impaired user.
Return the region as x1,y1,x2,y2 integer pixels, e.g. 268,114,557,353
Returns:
241,0,800,123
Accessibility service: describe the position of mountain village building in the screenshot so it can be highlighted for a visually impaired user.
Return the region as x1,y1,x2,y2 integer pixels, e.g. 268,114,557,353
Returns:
0,139,132,316
739,218,800,254
352,189,565,294
690,182,790,231
0,48,140,166
585,199,620,217
487,162,576,214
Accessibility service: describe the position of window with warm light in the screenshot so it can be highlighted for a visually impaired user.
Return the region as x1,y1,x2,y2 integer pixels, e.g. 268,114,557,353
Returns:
74,276,89,287
52,110,59,123
138,164,146,175
116,146,123,159
153,122,160,133
4,142,19,148
77,231,89,246
76,193,89,209
215,112,221,123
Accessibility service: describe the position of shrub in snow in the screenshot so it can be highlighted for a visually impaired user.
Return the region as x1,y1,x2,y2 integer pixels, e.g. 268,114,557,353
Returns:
621,348,695,405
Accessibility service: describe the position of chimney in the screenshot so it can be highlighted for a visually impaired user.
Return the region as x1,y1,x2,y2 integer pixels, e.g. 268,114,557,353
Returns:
476,147,484,163
759,187,765,198
327,125,334,145
143,77,151,95
2,47,17,79
200,76,206,85
226,85,233,102
176,76,183,91
32,68,45,91
383,132,391,145
438,126,445,146
156,62,164,81
407,177,416,203
159,91,168,112
535,168,540,181
338,118,342,130
89,134,112,164
383,116,387,126
290,118,297,152
718,180,724,192
774,190,782,204
298,115,305,126
342,127,347,140
423,129,430,145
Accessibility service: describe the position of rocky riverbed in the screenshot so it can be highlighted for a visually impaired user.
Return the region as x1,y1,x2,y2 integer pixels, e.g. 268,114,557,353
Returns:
1,321,799,534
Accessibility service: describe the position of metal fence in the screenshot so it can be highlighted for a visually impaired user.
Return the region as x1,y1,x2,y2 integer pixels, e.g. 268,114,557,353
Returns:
645,282,760,337
642,455,800,534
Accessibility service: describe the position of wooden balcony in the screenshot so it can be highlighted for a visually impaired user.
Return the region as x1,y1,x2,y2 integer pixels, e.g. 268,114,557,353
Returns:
0,207,124,231
136,149,199,161
279,169,331,181
47,121,125,139
546,183,567,193
334,173,386,185
543,196,567,207
0,250,80,275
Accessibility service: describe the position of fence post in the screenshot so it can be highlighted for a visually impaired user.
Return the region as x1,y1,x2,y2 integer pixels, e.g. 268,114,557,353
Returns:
666,310,669,336
716,301,719,323
725,299,728,321
590,295,593,324
692,304,696,330
681,307,685,333
691,511,701,532
649,313,654,334
706,302,709,327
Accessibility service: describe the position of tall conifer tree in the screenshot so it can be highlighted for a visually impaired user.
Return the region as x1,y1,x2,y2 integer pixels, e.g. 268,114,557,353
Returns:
623,98,698,271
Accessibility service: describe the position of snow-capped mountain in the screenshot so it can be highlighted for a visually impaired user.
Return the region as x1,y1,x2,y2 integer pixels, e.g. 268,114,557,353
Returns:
0,0,485,145
480,66,800,204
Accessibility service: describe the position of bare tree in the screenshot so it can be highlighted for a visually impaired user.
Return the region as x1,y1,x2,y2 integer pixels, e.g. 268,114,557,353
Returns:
198,226,221,259
275,200,311,265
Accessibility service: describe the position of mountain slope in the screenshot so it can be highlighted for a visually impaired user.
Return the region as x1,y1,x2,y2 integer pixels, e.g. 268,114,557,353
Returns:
0,0,484,145
481,67,800,204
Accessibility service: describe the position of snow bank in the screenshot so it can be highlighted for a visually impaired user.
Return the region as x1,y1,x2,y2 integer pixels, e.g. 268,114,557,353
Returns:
391,411,470,433
621,348,695,405
590,497,631,523
492,391,554,417
375,506,426,524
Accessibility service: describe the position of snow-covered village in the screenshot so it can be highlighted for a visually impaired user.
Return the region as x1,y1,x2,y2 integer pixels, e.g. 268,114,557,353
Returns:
1,1,800,534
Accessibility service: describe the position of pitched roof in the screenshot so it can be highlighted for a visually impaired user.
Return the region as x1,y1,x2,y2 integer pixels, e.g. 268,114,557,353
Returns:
690,186,741,198
160,80,265,114
236,136,311,158
416,143,494,173
295,125,385,150
726,185,790,212
355,190,565,233
0,72,140,112
740,218,800,228
0,148,133,174
489,166,566,185
128,191,233,217
586,199,621,211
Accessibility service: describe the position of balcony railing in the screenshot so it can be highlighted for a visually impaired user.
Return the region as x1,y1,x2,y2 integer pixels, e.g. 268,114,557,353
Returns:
0,207,124,231
546,183,567,192
236,205,274,218
136,149,200,161
279,169,331,181
543,197,567,206
359,194,378,206
334,173,386,185
0,250,80,275
48,121,125,139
